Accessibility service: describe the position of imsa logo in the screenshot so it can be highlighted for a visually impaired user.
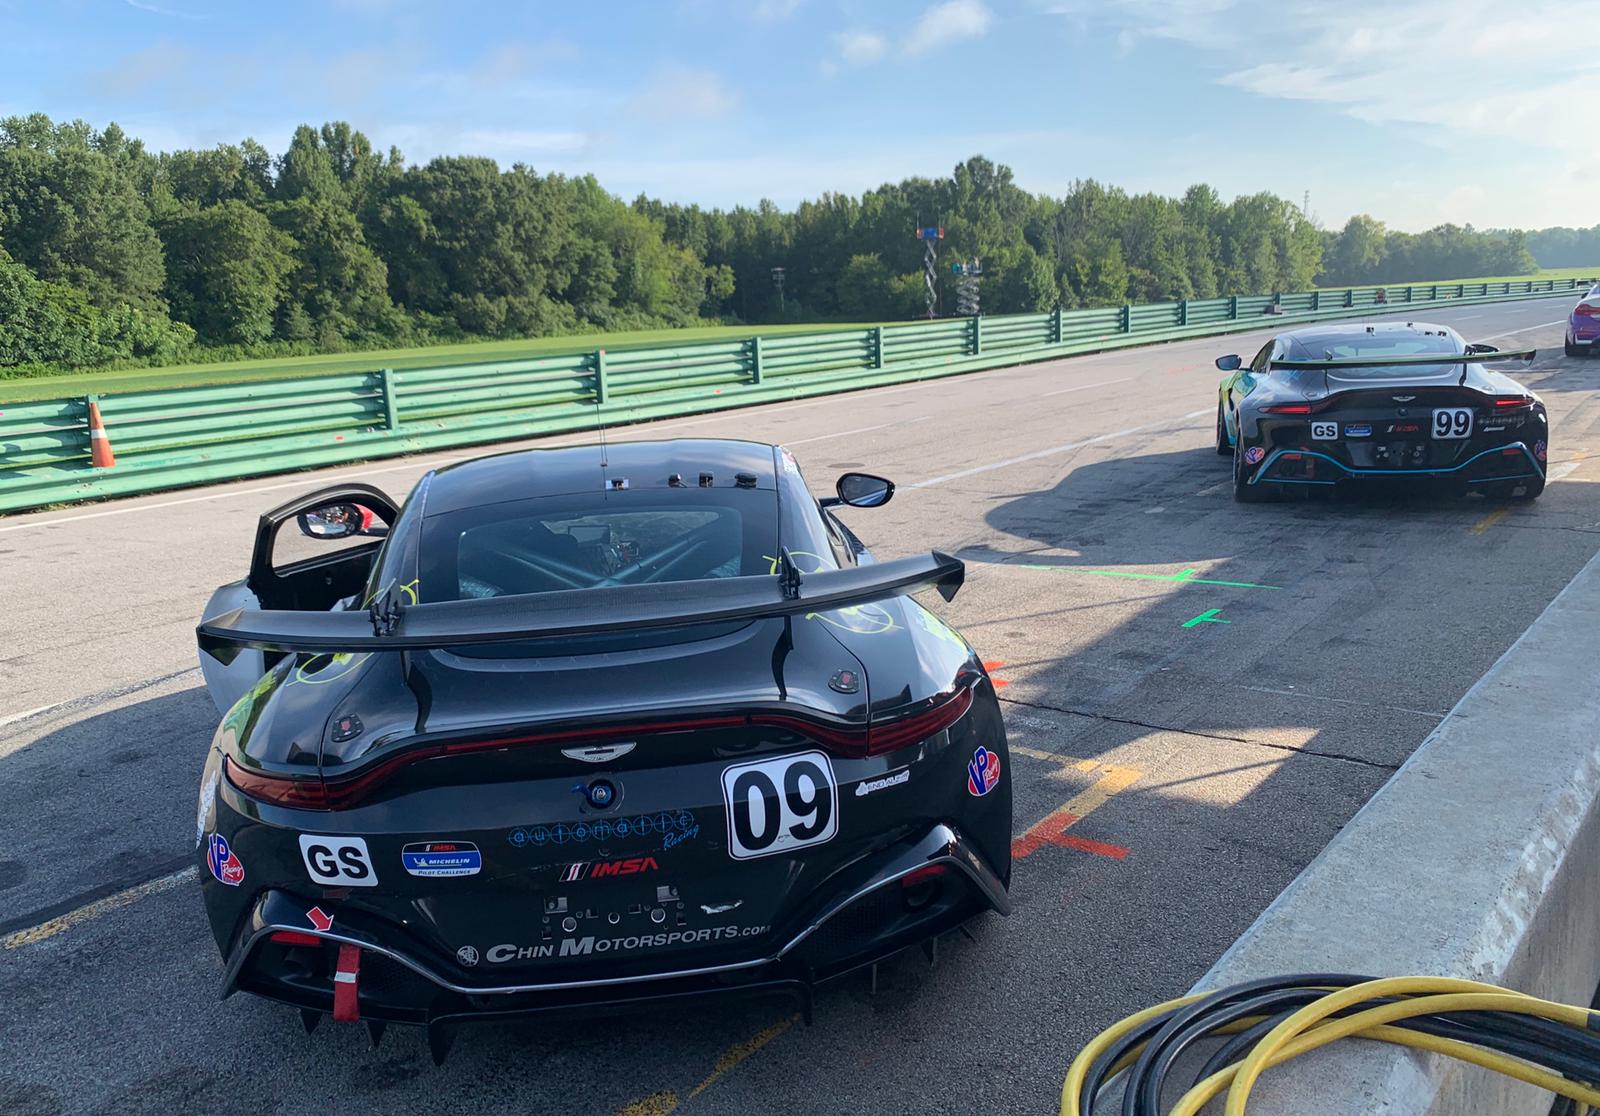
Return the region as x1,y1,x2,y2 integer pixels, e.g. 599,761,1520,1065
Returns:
560,855,659,882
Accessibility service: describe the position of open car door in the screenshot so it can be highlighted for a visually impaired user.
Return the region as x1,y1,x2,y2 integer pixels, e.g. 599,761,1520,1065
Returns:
197,483,398,715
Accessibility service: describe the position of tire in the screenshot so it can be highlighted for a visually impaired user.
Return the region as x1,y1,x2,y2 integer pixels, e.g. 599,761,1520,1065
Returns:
1232,440,1270,503
1567,337,1580,358
1215,403,1232,456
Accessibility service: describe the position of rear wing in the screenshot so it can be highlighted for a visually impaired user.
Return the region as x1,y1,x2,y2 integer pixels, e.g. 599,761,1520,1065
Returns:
1269,347,1535,371
197,551,964,663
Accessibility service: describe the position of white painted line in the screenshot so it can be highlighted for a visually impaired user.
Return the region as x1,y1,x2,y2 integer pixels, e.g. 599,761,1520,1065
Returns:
1193,481,1230,498
783,416,931,446
1453,313,1485,320
908,410,1211,489
0,701,68,729
1042,376,1133,398
2,866,197,950
1548,461,1583,482
1477,319,1566,341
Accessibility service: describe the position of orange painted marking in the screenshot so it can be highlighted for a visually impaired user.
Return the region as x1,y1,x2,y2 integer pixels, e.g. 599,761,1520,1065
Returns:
1009,748,1141,862
983,660,1005,671
982,660,1010,687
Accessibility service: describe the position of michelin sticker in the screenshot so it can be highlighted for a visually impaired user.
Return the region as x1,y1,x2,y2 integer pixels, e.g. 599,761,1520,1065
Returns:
402,841,482,878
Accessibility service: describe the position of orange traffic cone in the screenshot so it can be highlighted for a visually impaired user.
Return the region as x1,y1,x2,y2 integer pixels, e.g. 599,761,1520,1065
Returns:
87,400,116,468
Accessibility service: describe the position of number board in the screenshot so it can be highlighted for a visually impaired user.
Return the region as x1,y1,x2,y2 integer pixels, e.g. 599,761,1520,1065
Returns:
720,751,838,860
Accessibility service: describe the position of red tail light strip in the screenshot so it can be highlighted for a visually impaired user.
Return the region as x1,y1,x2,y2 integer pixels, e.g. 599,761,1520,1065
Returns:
223,684,979,810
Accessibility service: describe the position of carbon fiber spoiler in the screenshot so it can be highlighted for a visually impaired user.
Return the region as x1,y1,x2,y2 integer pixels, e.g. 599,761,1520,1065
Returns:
1269,347,1535,370
197,551,964,663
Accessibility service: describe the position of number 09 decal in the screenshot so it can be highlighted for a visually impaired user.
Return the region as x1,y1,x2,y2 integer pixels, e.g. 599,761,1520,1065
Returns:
720,751,838,860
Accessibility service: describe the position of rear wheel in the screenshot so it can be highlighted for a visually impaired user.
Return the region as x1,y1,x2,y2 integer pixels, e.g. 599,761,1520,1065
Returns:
1567,337,1581,358
1232,440,1270,503
1215,403,1232,456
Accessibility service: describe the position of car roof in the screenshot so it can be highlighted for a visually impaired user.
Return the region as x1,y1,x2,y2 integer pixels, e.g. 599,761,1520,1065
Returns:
1277,320,1461,358
423,438,779,517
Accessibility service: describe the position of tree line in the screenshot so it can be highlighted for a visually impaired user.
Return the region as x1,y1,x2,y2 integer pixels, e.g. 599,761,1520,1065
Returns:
0,114,1584,375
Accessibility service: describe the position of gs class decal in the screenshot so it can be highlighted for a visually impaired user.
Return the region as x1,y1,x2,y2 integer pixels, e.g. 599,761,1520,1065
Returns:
720,751,838,860
967,746,1002,797
299,834,378,886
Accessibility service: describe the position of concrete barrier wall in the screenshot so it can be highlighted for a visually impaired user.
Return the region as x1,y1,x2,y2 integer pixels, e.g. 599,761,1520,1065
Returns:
1191,548,1600,1114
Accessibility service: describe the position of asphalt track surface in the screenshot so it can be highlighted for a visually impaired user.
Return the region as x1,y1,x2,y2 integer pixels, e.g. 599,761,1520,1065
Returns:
3,297,1597,1115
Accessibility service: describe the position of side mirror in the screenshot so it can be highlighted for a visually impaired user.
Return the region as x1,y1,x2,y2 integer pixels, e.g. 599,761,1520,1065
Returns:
297,502,380,540
1215,354,1242,372
835,472,894,509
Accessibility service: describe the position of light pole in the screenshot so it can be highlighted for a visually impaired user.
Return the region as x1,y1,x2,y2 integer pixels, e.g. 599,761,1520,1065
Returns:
770,267,787,316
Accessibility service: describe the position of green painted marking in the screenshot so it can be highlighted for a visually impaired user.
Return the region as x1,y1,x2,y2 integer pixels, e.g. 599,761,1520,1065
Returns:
1016,564,1279,590
1176,568,1198,581
1183,609,1230,628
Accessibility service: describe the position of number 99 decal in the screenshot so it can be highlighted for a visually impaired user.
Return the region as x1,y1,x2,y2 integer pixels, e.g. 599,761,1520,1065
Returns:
720,751,838,860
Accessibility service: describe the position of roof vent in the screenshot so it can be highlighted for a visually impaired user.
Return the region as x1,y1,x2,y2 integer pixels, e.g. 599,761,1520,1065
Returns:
698,472,714,488
735,472,758,488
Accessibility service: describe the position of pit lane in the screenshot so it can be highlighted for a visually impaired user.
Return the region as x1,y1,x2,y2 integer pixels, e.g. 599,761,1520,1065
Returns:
3,297,1597,1115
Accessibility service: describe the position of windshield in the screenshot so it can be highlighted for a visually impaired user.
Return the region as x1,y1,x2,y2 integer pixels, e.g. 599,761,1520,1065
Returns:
1296,332,1461,378
418,489,779,604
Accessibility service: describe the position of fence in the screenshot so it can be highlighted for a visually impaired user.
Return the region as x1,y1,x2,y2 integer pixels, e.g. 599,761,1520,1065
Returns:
1,277,1592,514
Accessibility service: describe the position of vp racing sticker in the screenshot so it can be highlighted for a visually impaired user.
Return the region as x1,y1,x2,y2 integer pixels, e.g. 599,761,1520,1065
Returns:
206,833,244,886
967,746,1002,797
402,842,481,878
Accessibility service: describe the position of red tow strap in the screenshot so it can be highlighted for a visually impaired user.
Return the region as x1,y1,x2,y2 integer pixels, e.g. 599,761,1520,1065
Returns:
332,943,362,1022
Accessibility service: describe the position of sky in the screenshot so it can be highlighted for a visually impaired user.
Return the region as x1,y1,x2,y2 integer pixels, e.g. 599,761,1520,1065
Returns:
2,0,1597,233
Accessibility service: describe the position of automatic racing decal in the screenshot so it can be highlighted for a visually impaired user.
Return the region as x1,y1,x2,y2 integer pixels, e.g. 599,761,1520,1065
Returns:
967,746,1002,797
508,811,699,849
721,751,838,860
206,833,244,886
855,768,909,797
401,841,481,878
484,924,769,963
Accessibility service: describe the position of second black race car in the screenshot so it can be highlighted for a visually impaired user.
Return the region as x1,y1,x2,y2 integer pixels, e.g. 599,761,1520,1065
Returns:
193,438,1011,1061
1215,321,1546,502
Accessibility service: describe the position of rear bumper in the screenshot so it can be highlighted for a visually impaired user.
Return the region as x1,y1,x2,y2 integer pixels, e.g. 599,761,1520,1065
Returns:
220,821,1007,1027
1252,442,1545,487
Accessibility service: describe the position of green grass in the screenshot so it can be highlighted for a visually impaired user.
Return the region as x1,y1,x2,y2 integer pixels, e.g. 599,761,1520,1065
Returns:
1317,266,1600,289
0,321,877,403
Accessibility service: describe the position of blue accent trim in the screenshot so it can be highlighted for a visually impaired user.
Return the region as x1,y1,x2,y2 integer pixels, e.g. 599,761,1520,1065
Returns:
1250,443,1543,486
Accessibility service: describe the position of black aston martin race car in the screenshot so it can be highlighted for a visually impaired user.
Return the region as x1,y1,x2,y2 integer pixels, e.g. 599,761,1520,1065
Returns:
1214,321,1546,502
193,439,1011,1060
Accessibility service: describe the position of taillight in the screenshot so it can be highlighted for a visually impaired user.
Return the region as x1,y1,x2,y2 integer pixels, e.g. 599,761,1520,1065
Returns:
1575,303,1600,316
269,930,323,946
1492,396,1531,409
1263,404,1314,415
222,689,977,810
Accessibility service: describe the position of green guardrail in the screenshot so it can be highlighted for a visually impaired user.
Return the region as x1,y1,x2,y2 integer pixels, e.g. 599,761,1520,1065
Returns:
1,278,1592,514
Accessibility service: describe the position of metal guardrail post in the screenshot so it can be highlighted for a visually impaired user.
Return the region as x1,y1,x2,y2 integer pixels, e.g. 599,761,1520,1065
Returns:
1052,306,1063,343
594,348,608,405
1228,295,1238,319
972,315,982,355
1120,304,1131,333
1430,285,1438,300
871,327,883,369
1344,288,1353,308
1405,287,1413,303
380,368,400,430
1311,291,1320,312
1457,284,1465,298
1178,300,1188,327
752,336,765,384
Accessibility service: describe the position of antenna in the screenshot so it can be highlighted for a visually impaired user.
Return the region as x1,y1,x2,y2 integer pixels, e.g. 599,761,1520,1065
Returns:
594,349,609,467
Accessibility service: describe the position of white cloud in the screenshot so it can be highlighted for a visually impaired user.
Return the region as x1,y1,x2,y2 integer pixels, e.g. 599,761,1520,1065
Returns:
1059,0,1600,159
631,66,739,119
906,0,993,54
753,0,806,18
835,29,887,64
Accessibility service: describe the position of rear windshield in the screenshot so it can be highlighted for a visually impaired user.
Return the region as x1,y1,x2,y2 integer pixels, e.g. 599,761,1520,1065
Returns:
1296,332,1460,378
418,489,778,604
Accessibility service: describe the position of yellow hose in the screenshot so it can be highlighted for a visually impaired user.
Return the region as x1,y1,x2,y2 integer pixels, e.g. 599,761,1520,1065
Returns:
1062,976,1600,1116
